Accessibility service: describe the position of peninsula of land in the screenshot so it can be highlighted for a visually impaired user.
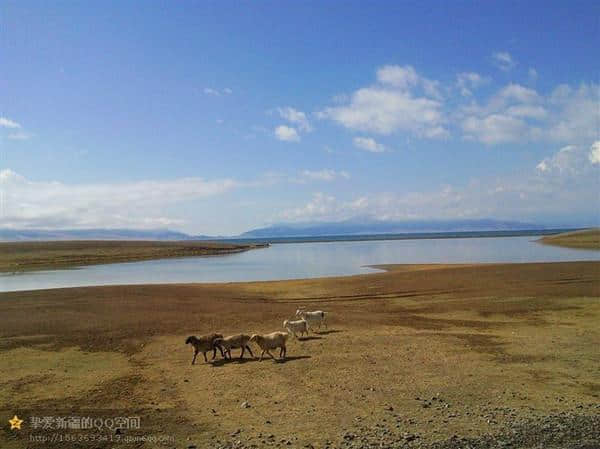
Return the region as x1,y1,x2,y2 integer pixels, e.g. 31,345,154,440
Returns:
0,240,268,273
538,228,600,250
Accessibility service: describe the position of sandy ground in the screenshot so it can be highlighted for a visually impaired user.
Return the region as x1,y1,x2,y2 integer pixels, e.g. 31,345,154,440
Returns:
1,262,599,448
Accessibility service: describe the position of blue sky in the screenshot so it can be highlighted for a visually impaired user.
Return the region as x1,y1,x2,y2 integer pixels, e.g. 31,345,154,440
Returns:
1,1,599,235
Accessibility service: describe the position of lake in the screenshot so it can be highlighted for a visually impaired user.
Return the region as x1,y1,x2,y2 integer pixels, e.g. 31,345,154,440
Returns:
1,235,598,292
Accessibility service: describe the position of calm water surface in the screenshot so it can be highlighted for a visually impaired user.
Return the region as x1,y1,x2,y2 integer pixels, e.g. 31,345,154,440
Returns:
1,236,598,292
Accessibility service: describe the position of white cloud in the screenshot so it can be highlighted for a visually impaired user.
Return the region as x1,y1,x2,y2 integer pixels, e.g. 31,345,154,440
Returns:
279,188,472,223
536,160,548,172
462,114,534,145
528,68,538,81
492,51,516,71
299,169,350,182
377,65,442,99
376,65,419,89
319,87,446,136
459,82,598,145
1,117,31,141
272,107,312,142
456,72,488,96
0,117,21,129
588,141,600,165
7,132,30,140
274,125,300,142
277,107,312,132
204,87,232,96
498,84,540,104
0,170,239,229
504,105,547,120
421,79,443,100
547,83,600,143
536,145,582,175
280,192,340,221
353,136,386,153
256,169,350,185
318,65,448,138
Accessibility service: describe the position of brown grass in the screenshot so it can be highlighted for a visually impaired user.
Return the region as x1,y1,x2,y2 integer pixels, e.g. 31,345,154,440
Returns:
1,262,599,448
0,240,267,273
539,228,600,249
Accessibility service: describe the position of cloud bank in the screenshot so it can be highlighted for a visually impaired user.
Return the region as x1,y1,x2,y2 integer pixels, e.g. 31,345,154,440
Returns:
0,170,239,229
279,142,600,224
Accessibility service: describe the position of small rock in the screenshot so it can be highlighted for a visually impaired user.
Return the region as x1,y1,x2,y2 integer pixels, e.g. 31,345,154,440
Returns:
403,433,417,442
241,401,250,409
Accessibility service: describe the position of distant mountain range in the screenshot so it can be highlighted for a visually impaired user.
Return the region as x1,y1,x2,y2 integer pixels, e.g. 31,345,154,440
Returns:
0,228,200,241
238,219,547,238
0,219,556,241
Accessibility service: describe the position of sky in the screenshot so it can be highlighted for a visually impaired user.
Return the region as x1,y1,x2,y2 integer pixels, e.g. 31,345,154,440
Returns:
1,1,599,235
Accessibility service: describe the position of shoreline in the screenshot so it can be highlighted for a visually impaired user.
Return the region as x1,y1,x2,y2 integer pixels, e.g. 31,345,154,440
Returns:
3,260,597,294
0,240,269,273
2,259,598,294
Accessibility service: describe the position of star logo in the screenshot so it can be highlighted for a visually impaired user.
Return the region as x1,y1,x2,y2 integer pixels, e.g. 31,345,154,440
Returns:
9,415,23,430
